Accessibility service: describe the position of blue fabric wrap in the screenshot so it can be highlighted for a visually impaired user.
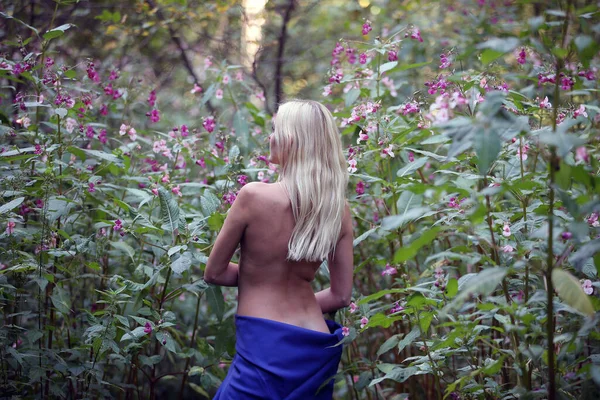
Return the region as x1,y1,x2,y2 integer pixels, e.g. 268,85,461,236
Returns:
213,314,345,400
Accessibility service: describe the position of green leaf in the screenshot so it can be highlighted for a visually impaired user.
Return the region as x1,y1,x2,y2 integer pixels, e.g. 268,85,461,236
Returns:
0,196,25,215
397,61,431,71
538,131,586,159
552,268,594,317
206,285,225,321
474,128,501,175
394,227,441,263
397,157,428,177
480,49,505,65
379,61,397,74
50,285,71,315
377,334,401,357
111,241,135,262
380,207,432,231
445,278,458,298
443,267,508,313
201,191,221,217
55,108,67,118
171,252,192,274
345,88,361,107
570,239,600,272
370,366,419,386
353,228,376,247
158,187,180,233
397,327,420,353
43,23,73,40
81,148,123,166
207,212,225,231
477,37,520,52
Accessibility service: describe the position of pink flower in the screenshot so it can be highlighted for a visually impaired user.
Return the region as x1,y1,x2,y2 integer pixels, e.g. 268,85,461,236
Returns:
381,264,397,276
34,144,43,155
389,302,404,314
237,175,248,186
128,127,137,141
322,85,332,97
434,266,444,279
517,143,529,161
360,316,369,329
203,117,216,133
88,182,96,193
587,212,599,227
356,181,365,195
147,109,160,123
502,222,511,237
575,147,589,163
582,279,593,295
359,53,368,64
113,219,123,231
573,104,588,118
109,70,119,81
151,187,159,196
6,221,15,235
387,50,398,62
196,158,206,168
516,47,527,65
409,28,423,42
215,88,224,100
148,90,157,107
362,21,372,35
439,53,452,69
408,152,414,162
381,144,395,158
181,125,189,137
561,232,572,240
172,185,182,197
539,96,551,109
236,70,244,81
502,244,514,253
347,159,357,173
349,302,358,313
100,104,108,116
223,191,237,205
341,326,350,336
190,83,202,94
204,56,212,69
256,91,266,101
143,322,153,334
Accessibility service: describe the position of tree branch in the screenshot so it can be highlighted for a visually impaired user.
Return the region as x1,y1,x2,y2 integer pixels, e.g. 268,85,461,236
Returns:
274,0,295,109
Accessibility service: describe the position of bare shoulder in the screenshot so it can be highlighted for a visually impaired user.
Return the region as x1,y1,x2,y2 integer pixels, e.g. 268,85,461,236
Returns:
340,200,353,233
234,182,282,208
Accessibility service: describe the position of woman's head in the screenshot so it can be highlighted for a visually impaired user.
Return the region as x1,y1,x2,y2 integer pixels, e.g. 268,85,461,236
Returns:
270,99,348,262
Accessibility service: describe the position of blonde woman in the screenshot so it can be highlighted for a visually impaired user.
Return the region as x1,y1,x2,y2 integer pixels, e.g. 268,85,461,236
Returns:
205,99,354,399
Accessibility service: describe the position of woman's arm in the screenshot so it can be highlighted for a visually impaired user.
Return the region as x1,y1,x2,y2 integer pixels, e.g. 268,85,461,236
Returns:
315,203,354,313
204,184,255,286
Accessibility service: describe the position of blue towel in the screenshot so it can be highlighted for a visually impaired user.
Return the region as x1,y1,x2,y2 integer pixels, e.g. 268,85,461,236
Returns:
213,314,345,399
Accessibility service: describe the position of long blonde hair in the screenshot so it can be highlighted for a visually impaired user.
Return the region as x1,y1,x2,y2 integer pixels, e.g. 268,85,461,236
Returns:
272,100,348,262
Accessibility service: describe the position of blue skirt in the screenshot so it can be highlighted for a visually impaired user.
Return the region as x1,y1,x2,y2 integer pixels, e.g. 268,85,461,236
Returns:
213,314,345,400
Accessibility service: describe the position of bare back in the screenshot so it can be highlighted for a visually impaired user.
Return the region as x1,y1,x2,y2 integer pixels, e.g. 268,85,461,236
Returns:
236,182,331,333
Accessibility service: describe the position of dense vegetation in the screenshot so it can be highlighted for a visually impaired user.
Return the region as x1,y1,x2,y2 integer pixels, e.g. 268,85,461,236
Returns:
1,0,599,399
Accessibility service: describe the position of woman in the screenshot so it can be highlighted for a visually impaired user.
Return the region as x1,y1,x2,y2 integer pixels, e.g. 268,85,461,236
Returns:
205,99,354,399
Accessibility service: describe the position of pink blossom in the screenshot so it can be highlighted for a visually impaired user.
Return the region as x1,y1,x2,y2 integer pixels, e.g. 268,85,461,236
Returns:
223,191,237,205
86,62,100,83
349,302,358,313
203,117,216,133
400,101,420,115
381,144,395,158
223,74,230,84
516,47,527,65
215,88,224,100
128,127,137,141
172,185,182,197
561,232,572,240
100,104,108,116
408,152,414,162
147,109,160,123
237,175,248,186
108,70,119,81
34,144,43,155
359,53,367,64
439,53,452,69
113,219,123,231
119,124,127,136
560,75,574,91
204,57,212,69
409,28,423,42
151,187,159,196
196,158,206,168
502,244,514,253
389,302,404,314
575,147,589,163
88,182,96,193
181,125,189,137
587,212,599,227
360,317,369,329
347,159,357,173
357,132,369,144
322,85,332,97
582,279,594,295
434,266,444,279
86,125,95,139
161,174,170,183
190,83,202,94
517,143,529,161
356,181,365,195
341,326,350,336
362,21,372,35
6,221,15,235
148,90,157,107
381,264,397,276
143,322,153,334
236,70,244,81
387,50,398,62
573,104,588,118
502,222,511,237
256,91,266,101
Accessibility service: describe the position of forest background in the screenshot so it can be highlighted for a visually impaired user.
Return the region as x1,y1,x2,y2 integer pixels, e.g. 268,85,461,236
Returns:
1,0,599,399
